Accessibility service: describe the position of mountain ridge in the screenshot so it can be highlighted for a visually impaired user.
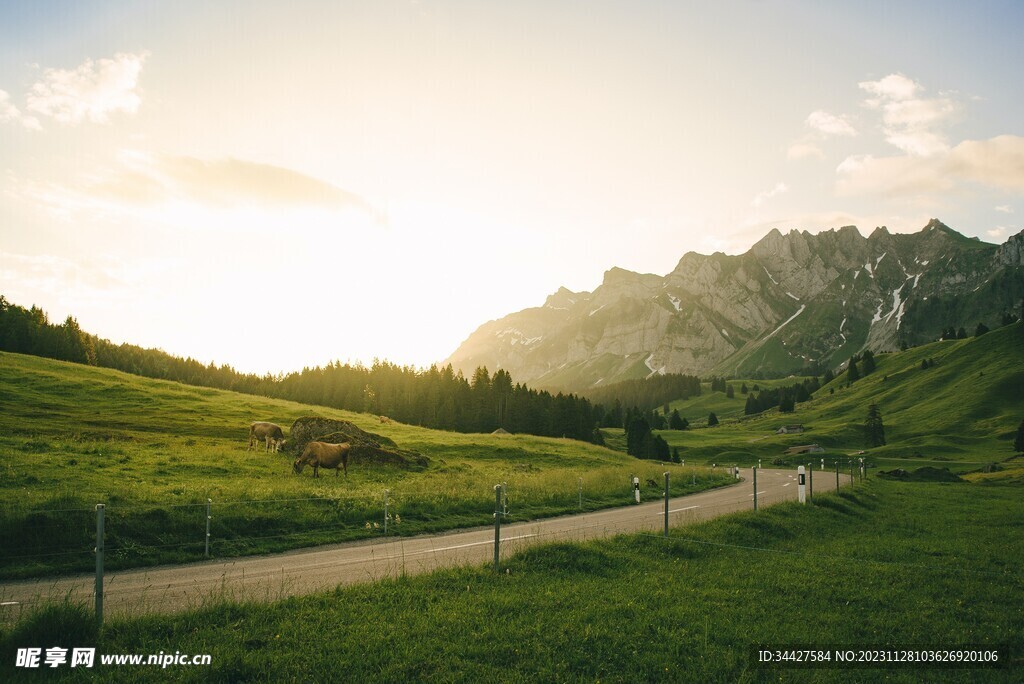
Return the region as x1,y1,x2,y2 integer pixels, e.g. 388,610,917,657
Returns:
447,221,1024,391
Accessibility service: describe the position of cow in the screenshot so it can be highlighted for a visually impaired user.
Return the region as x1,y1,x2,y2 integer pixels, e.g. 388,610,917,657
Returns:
248,422,285,453
293,441,351,478
379,415,393,425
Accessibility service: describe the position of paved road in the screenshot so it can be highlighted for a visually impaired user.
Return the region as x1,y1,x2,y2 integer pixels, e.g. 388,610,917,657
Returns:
0,468,852,620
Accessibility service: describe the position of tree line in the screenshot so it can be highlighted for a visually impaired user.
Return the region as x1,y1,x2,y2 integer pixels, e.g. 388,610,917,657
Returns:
0,297,604,442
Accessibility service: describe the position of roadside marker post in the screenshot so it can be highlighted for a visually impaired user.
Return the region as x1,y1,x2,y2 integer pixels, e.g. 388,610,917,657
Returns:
809,463,813,500
753,467,758,511
205,498,211,558
797,465,806,504
384,489,390,535
633,476,641,504
493,484,503,572
835,460,840,492
95,504,104,625
663,472,670,537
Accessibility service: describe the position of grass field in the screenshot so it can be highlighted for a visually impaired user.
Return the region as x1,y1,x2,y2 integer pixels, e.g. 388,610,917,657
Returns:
0,352,733,579
645,322,1024,473
2,477,1020,682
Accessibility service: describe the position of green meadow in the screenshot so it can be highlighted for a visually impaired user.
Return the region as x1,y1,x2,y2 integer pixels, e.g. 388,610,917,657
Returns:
2,478,1020,682
0,352,732,579
648,322,1024,473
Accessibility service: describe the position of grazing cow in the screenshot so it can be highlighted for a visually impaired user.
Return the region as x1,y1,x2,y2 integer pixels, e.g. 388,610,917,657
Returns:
294,441,351,478
248,422,285,453
379,415,393,425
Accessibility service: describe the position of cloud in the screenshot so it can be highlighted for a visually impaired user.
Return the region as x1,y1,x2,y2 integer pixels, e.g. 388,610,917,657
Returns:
806,110,857,137
986,227,1008,239
100,152,371,211
25,52,148,125
752,182,788,208
995,205,1013,213
836,135,1024,197
0,89,41,130
788,110,855,161
14,152,376,226
858,73,958,157
786,142,824,160
858,73,921,103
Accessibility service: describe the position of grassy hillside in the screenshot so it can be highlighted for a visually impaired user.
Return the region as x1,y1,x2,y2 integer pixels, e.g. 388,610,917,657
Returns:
646,322,1024,469
4,478,1020,682
662,376,813,423
0,352,732,579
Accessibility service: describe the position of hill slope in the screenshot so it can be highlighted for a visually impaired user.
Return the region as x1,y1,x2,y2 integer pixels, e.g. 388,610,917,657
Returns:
650,322,1024,467
0,351,730,578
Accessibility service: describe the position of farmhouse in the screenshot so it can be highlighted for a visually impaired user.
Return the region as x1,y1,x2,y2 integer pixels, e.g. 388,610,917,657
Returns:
776,425,804,434
785,444,824,455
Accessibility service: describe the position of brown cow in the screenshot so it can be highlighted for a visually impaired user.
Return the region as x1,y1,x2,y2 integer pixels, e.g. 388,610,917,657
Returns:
249,422,285,453
294,441,351,478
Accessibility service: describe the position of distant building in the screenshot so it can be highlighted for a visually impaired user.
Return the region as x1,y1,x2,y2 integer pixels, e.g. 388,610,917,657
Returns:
776,425,804,434
785,444,824,455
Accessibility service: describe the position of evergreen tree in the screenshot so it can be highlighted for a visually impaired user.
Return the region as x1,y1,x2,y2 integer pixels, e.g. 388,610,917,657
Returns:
779,394,795,413
975,322,989,337
861,349,876,375
1014,419,1024,454
956,326,967,339
864,403,886,448
671,446,681,464
726,384,735,399
740,383,748,395
744,393,758,416
707,412,719,427
668,409,686,430
822,368,834,384
847,357,860,382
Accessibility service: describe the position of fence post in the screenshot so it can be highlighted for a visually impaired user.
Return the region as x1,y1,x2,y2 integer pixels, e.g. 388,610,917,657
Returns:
663,472,670,538
493,484,502,572
809,463,813,500
95,504,104,625
205,498,211,558
753,467,758,511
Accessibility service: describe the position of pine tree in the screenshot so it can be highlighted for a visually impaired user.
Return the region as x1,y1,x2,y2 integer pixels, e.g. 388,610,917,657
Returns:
726,384,735,399
861,349,876,375
1014,419,1024,454
671,446,681,464
847,357,860,382
864,403,886,448
975,322,989,337
744,393,757,416
707,412,719,427
740,383,748,395
823,368,834,384
957,327,967,339
669,409,686,430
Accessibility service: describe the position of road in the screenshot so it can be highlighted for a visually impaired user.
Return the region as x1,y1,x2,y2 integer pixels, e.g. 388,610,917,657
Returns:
0,468,852,620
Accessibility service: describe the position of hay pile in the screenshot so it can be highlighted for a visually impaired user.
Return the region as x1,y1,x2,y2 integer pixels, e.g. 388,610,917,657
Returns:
288,417,429,470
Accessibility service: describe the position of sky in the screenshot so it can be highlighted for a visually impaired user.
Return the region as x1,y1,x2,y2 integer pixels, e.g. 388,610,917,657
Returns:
1,0,1022,374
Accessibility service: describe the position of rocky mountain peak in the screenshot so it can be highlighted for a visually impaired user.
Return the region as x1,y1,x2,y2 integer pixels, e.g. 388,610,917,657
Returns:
447,219,1021,390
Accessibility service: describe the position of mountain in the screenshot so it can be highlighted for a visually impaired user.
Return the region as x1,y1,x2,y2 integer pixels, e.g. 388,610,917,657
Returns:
447,220,1024,390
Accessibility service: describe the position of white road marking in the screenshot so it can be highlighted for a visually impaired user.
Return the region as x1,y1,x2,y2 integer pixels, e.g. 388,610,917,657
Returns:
0,601,19,606
782,483,791,487
664,505,700,515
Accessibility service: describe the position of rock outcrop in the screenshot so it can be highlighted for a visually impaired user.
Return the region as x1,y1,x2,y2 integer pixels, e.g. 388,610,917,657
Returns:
447,222,1024,390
